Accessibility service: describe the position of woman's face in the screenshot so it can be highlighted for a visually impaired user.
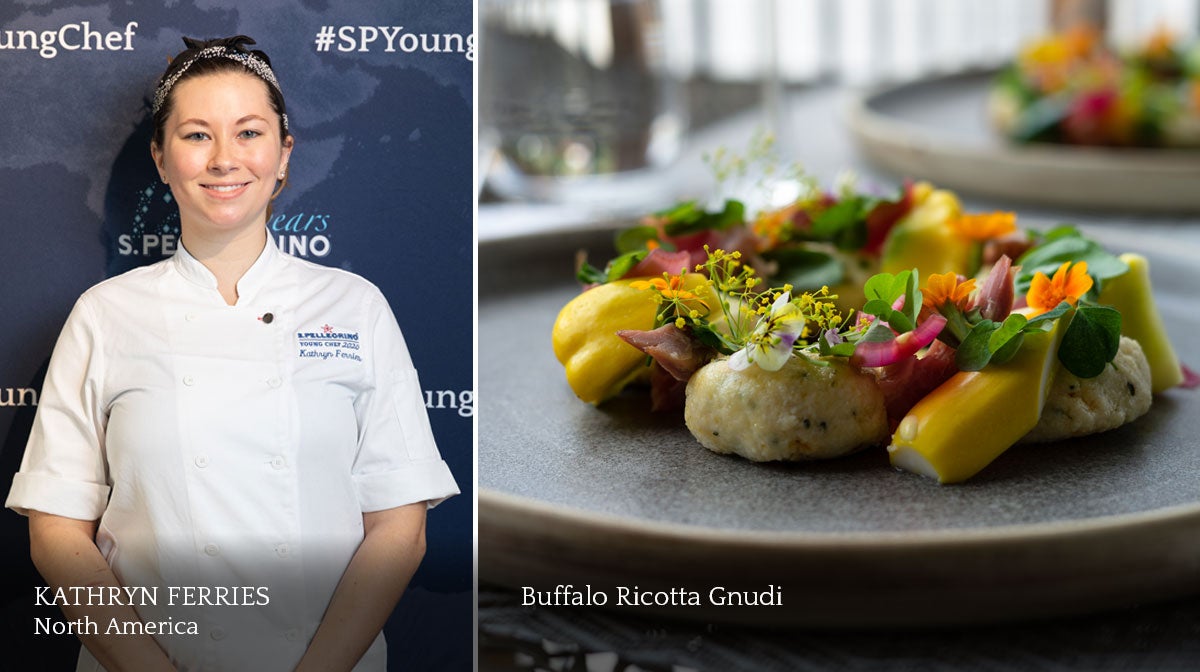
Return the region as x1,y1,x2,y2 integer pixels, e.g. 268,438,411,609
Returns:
152,71,292,239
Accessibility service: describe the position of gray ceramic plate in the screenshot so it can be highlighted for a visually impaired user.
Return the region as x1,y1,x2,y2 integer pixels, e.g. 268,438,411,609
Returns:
478,225,1200,627
848,71,1200,213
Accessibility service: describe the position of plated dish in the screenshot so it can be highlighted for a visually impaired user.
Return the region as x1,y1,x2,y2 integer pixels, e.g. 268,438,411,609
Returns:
849,71,1200,212
551,180,1186,482
478,223,1200,626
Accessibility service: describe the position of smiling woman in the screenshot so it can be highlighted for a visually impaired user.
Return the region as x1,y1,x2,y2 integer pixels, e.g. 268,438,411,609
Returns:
5,35,459,672
150,36,294,306
152,71,292,305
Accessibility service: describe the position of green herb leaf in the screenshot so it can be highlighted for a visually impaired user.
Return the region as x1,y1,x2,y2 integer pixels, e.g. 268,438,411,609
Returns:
956,320,1000,371
989,313,1028,350
1025,301,1072,328
864,270,909,304
1058,305,1122,378
603,250,649,283
811,198,863,236
810,197,875,251
860,269,920,333
691,322,733,354
886,310,915,334
955,312,1029,370
615,226,668,254
990,331,1025,365
1010,94,1071,142
817,331,855,358
902,268,922,327
861,320,896,344
663,199,745,236
763,248,844,289
576,262,607,286
862,299,894,319
1015,232,1129,294
826,342,857,358
1041,225,1084,243
655,200,700,220
988,314,1029,365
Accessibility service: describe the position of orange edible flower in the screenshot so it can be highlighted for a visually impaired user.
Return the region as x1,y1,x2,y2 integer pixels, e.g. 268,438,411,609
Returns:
922,272,976,311
752,204,799,251
948,211,1017,241
630,274,698,301
1026,261,1093,316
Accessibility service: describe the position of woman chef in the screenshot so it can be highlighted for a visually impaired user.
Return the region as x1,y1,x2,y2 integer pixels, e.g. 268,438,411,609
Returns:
5,36,459,671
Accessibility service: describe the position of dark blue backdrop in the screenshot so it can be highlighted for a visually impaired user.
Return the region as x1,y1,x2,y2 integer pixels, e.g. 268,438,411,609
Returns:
0,2,473,669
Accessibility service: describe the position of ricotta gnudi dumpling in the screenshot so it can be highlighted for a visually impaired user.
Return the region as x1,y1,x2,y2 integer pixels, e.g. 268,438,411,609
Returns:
685,356,888,461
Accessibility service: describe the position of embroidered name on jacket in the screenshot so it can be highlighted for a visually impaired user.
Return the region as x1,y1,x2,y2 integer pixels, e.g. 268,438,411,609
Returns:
296,324,362,362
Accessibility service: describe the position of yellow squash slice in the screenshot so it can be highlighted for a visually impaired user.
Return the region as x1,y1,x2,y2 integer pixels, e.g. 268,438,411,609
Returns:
887,312,1072,483
552,274,711,404
879,183,974,278
1097,253,1183,393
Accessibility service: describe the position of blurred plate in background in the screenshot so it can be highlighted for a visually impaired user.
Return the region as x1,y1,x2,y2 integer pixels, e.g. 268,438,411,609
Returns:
849,71,1200,214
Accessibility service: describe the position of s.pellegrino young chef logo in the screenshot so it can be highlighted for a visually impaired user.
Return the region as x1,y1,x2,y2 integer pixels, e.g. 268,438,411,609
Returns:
296,324,362,362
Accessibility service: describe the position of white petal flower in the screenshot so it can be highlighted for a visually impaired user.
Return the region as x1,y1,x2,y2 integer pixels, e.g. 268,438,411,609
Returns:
727,348,752,371
729,291,805,372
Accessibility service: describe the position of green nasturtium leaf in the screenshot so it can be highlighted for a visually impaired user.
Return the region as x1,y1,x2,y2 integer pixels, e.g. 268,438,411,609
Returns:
1058,305,1122,378
862,299,894,319
1015,231,1129,294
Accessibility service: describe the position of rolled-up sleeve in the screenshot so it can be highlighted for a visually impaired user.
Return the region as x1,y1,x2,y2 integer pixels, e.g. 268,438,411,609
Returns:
6,296,111,520
352,292,459,511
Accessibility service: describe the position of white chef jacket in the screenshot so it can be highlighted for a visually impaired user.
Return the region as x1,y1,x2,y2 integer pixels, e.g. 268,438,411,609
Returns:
6,233,460,672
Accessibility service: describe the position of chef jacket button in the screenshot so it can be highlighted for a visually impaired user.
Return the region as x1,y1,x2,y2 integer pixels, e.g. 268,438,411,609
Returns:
210,627,227,641
275,544,290,557
195,455,209,468
267,377,282,388
284,628,300,642
270,456,286,470
203,543,220,557
183,375,195,386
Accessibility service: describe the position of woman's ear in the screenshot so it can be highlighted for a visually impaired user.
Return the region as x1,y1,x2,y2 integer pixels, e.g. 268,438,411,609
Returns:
150,142,167,182
280,134,294,175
